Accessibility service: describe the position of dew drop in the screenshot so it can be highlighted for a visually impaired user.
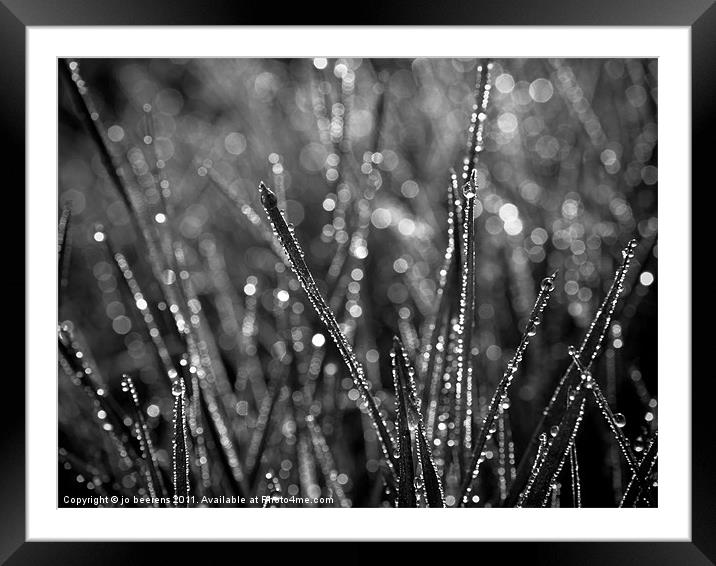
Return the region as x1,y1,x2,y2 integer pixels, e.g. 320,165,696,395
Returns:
550,425,559,438
581,372,594,388
614,413,626,428
462,169,477,198
540,277,555,292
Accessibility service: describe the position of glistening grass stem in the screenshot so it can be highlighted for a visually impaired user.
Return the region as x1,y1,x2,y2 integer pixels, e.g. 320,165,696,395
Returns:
453,172,477,481
508,239,638,505
258,181,398,491
459,270,558,505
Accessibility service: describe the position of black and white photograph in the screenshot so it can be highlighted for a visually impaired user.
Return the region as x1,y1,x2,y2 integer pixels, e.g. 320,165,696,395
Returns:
57,56,659,510
0,2,705,559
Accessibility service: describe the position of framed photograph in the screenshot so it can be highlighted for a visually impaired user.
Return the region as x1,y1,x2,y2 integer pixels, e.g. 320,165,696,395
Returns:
3,0,711,562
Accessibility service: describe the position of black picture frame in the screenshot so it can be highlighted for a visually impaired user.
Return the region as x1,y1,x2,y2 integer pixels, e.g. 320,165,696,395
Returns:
2,1,711,563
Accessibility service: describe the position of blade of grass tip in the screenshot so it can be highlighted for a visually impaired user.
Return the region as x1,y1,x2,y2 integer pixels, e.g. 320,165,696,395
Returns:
206,170,301,301
516,384,587,508
58,206,72,299
454,170,479,481
459,270,558,505
569,442,582,508
120,374,168,504
393,337,445,508
258,180,398,490
171,374,190,506
508,238,639,504
620,432,658,508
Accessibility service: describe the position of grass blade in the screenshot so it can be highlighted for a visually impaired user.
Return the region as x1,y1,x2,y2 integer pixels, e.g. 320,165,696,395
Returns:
258,180,398,491
453,171,478,478
460,270,558,505
569,443,582,508
171,375,190,506
509,239,639,504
